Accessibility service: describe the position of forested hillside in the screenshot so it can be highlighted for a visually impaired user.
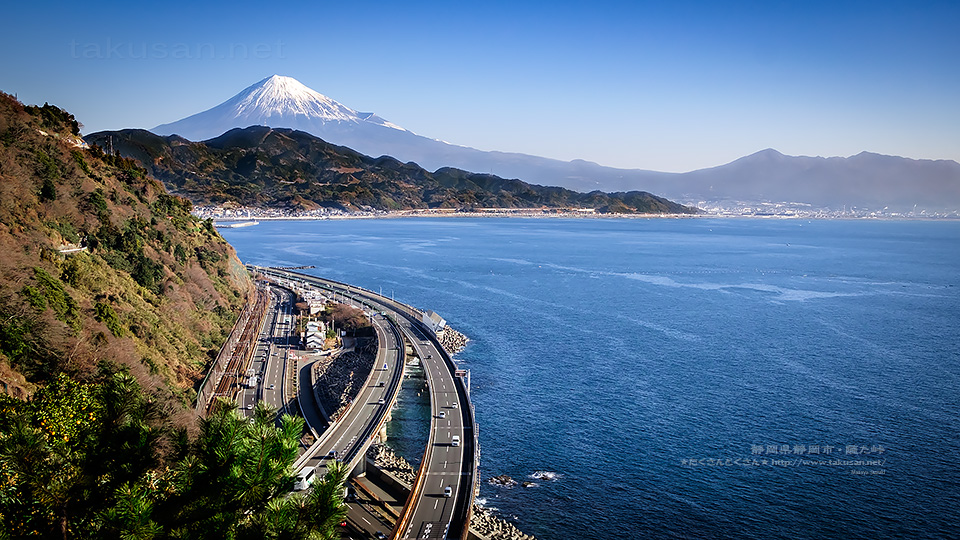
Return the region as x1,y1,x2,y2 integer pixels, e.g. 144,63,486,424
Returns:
0,94,354,539
88,126,696,214
0,92,250,401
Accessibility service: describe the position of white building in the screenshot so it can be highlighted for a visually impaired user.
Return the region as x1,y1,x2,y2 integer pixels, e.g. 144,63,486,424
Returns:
305,334,325,351
421,310,446,335
304,320,327,351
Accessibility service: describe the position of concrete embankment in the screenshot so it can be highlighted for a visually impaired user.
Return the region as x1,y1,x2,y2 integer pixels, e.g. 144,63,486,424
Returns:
367,444,537,540
313,338,377,422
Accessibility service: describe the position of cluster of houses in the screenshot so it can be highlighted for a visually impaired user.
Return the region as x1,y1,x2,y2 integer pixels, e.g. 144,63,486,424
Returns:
293,291,447,353
300,288,329,351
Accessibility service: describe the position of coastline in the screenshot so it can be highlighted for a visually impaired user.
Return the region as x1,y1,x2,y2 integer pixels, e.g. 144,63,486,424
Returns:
203,207,960,222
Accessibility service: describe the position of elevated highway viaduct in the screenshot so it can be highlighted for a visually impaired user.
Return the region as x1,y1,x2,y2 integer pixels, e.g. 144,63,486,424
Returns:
252,266,477,540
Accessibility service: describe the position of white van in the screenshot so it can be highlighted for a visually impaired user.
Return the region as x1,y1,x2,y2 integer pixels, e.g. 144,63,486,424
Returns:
294,466,316,491
451,435,460,447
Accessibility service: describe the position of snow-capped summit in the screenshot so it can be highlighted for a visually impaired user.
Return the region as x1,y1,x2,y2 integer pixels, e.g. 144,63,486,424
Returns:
230,74,359,123
152,75,408,142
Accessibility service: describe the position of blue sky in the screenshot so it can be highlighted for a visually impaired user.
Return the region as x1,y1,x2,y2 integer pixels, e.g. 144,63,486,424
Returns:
1,0,957,172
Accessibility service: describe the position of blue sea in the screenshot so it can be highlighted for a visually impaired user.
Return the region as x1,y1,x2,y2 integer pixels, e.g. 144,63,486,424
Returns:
221,218,960,539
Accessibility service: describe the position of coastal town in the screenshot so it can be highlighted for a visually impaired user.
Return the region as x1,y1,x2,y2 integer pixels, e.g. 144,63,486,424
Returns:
196,203,960,222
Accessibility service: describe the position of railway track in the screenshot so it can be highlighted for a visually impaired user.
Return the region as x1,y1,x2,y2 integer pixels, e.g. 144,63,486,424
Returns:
207,286,270,414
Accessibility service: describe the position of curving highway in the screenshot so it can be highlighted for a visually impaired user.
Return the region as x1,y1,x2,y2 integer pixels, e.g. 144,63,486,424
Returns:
251,266,477,540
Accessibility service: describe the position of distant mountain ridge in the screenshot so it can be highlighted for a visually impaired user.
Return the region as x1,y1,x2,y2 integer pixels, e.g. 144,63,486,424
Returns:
649,149,960,211
88,126,695,214
151,75,960,212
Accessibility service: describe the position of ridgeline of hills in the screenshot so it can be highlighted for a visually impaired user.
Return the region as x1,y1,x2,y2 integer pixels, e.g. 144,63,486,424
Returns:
86,126,697,215
147,75,960,213
561,149,960,212
0,92,250,400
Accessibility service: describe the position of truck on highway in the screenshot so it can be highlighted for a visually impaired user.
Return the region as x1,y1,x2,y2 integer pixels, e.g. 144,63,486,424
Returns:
294,466,315,491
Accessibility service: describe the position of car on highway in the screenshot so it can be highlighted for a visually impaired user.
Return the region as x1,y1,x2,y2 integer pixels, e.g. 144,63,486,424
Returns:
438,411,446,419
444,486,452,497
268,384,275,390
374,533,386,540
451,435,460,447
378,398,385,405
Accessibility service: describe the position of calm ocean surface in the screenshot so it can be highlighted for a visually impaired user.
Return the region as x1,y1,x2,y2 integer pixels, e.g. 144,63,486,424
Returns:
221,218,960,540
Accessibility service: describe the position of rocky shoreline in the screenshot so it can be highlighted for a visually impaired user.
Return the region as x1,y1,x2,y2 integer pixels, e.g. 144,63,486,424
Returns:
367,443,417,486
471,506,537,540
439,327,469,355
368,444,537,540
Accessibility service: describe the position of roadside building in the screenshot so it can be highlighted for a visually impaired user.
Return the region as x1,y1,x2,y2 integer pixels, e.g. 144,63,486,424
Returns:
299,290,328,315
422,310,446,336
303,320,327,351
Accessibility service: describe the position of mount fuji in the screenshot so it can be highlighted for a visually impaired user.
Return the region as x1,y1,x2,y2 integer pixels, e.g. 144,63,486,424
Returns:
150,75,960,212
152,75,517,175
150,75,654,189
152,75,411,144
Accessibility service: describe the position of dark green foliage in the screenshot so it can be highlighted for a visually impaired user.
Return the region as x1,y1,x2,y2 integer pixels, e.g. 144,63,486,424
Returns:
86,188,109,219
86,216,167,293
173,244,188,264
72,150,93,177
0,296,62,380
0,373,347,539
24,102,81,135
194,246,223,268
31,267,81,332
48,219,81,244
94,301,124,337
131,256,164,293
36,149,61,201
40,176,58,201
